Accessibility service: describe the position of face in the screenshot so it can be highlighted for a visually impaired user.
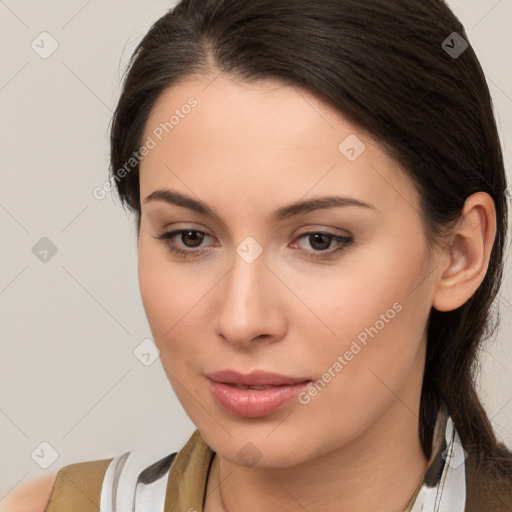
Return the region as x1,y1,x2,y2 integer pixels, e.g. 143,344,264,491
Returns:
137,73,442,468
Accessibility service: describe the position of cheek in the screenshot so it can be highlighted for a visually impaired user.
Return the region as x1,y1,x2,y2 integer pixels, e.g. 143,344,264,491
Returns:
297,233,429,343
138,241,192,348
138,249,175,336
137,239,218,373
298,234,431,414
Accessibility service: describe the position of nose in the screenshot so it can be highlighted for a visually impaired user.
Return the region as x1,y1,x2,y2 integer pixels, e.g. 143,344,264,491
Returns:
215,246,287,348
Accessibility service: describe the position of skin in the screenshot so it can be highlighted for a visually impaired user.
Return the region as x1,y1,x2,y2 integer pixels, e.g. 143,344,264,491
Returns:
0,474,55,512
137,73,496,512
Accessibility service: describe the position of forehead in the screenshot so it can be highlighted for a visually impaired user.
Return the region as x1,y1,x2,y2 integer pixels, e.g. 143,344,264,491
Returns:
143,74,349,155
138,74,419,219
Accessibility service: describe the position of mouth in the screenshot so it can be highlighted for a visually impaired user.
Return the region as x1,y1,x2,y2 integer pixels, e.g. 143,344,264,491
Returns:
205,369,312,418
224,383,289,390
205,368,311,387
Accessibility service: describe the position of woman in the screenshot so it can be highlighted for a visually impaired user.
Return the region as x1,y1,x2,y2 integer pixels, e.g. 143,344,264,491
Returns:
8,0,512,510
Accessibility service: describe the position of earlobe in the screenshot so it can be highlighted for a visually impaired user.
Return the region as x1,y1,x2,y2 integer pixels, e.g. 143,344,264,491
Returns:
432,192,497,312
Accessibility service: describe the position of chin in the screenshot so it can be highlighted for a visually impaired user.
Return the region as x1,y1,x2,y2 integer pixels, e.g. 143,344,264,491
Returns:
199,422,323,469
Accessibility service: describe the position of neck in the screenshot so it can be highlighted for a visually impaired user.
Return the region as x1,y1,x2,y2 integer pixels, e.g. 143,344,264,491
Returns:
208,399,428,512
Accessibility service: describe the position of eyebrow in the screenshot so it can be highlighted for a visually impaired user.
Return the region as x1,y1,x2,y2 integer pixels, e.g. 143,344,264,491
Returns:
143,189,377,222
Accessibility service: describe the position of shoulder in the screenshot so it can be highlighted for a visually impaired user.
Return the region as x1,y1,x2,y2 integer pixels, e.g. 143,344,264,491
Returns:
2,444,182,512
0,473,57,512
1,458,113,512
44,458,113,511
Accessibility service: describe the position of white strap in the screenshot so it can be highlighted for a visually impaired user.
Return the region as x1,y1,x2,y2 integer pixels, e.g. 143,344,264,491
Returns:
100,449,172,512
100,452,128,512
410,416,466,512
436,417,466,511
133,473,169,512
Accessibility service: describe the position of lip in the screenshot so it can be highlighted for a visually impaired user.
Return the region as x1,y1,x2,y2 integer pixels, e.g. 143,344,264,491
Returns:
205,369,311,386
205,369,312,418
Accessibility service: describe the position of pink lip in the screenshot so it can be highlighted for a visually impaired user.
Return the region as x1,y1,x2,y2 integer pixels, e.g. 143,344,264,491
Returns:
205,369,311,418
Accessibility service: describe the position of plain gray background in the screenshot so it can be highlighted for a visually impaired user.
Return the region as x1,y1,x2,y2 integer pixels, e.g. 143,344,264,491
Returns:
1,0,511,501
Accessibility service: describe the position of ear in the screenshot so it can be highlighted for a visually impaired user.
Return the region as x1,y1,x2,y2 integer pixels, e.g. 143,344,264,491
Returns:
432,192,497,312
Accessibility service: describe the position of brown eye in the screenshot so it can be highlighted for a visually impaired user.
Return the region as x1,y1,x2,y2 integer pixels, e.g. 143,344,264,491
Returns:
293,232,354,260
179,230,205,248
154,229,212,259
307,233,334,251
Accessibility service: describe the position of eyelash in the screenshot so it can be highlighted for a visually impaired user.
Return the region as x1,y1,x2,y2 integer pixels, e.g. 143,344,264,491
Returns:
153,229,354,260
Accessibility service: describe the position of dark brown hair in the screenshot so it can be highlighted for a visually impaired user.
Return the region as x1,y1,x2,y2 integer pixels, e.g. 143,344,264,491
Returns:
109,0,512,480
